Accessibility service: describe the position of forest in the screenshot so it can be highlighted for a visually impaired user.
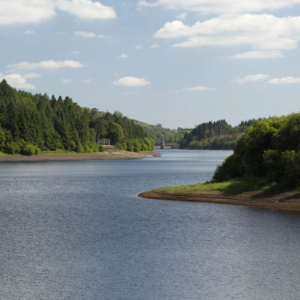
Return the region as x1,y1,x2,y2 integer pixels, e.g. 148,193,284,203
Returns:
180,119,258,150
134,121,190,145
213,114,300,188
0,80,154,155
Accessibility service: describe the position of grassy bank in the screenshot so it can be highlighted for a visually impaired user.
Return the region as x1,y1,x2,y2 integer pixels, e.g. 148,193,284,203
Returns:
139,177,300,212
159,177,274,194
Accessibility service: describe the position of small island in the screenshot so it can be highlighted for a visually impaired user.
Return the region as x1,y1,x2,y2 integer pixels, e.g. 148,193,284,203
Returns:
139,114,300,212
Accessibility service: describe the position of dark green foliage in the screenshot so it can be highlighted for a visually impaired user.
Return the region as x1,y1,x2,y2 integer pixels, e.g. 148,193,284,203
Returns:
213,154,245,182
6,142,21,154
182,118,266,150
0,81,155,156
213,114,300,188
180,119,256,150
88,109,155,152
22,144,36,156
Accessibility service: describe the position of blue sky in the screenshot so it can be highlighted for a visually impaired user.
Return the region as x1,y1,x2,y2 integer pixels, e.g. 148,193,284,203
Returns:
1,0,300,129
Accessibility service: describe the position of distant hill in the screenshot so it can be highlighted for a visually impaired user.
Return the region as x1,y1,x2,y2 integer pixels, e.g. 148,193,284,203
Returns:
134,121,191,145
180,119,260,150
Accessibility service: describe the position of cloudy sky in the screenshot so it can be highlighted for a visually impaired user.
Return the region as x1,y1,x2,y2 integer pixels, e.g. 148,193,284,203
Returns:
1,0,300,128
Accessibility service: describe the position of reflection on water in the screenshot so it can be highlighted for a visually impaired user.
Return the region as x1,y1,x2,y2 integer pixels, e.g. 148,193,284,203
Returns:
0,150,300,300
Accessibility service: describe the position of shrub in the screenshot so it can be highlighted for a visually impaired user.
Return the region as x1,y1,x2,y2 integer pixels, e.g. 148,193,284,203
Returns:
84,145,92,153
281,151,300,188
133,139,141,152
76,144,84,153
263,150,283,183
68,140,76,151
98,144,104,152
22,144,36,156
213,154,245,182
6,142,21,154
127,140,134,152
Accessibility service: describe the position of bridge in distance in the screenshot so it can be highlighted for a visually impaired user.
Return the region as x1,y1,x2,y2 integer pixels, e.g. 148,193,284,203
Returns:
157,140,180,149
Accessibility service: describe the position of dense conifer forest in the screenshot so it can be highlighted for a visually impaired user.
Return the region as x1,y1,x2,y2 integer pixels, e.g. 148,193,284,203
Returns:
0,80,154,155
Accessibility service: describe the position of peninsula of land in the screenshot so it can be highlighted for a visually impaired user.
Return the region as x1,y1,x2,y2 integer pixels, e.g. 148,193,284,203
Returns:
138,181,300,212
0,151,160,162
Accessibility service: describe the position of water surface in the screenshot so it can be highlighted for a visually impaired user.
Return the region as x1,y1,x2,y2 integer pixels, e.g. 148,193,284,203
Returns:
1,150,300,300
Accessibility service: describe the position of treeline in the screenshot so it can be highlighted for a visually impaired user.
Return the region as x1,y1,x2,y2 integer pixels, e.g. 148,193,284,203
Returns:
180,119,259,150
213,114,300,188
134,121,188,145
0,80,154,155
89,110,154,152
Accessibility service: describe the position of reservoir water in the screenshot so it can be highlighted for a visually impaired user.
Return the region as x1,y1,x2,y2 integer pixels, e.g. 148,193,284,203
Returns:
1,150,300,300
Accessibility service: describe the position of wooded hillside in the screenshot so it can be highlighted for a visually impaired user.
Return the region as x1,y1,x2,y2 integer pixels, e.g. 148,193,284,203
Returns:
0,80,154,155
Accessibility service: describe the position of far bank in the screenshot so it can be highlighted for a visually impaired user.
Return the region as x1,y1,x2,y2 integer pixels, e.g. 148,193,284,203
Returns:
0,151,160,162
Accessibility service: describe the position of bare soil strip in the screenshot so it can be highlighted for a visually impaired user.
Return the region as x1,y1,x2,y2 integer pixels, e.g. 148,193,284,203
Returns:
138,189,300,212
0,151,160,162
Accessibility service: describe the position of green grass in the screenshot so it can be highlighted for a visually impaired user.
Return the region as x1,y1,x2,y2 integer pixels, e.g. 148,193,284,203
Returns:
0,151,17,157
158,177,274,195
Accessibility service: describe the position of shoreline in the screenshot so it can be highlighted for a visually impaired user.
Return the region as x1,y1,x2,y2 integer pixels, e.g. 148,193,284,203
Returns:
138,189,300,212
0,151,161,162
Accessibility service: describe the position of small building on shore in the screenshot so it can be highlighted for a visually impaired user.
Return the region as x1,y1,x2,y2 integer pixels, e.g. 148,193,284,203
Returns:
103,145,115,152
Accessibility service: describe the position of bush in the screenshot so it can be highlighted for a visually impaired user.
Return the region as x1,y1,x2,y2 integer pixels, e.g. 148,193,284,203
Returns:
213,154,245,182
35,147,40,155
68,140,76,151
6,142,21,154
22,144,36,156
281,151,300,187
76,144,84,153
98,144,104,152
127,140,134,152
133,139,141,152
84,145,92,153
263,150,283,183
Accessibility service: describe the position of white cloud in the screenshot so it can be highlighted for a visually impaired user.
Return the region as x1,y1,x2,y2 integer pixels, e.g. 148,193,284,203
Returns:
154,14,300,55
183,86,214,91
0,73,35,89
119,54,129,58
24,30,34,34
0,0,56,25
9,60,85,71
75,31,97,38
0,0,116,26
24,72,41,79
70,51,80,54
74,31,110,38
81,79,92,83
268,77,300,84
135,45,143,50
176,13,187,20
113,76,151,87
150,44,159,48
56,0,116,20
62,78,72,83
231,51,284,59
233,74,271,84
138,0,300,14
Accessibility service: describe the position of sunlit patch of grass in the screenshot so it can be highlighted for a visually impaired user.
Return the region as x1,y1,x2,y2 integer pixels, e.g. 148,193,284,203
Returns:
0,151,17,157
158,177,274,195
